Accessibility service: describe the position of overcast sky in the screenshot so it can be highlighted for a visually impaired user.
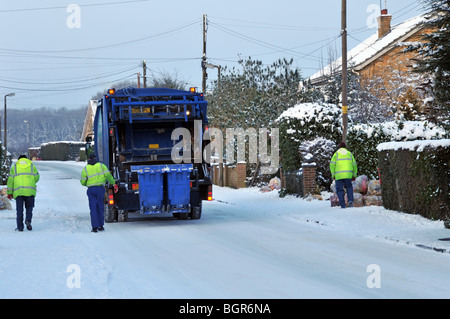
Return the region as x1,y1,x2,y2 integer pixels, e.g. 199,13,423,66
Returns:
0,0,425,110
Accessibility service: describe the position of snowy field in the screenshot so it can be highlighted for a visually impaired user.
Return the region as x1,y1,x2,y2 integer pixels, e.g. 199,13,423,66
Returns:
0,160,449,299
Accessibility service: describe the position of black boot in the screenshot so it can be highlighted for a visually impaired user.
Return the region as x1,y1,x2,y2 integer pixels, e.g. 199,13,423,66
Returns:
91,227,98,233
25,220,32,231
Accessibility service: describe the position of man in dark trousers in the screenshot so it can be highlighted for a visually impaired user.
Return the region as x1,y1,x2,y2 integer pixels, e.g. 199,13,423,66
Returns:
80,153,116,232
330,142,358,208
7,155,40,231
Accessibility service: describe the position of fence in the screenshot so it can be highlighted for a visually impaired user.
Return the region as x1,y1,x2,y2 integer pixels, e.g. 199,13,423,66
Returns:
212,162,247,189
280,163,317,197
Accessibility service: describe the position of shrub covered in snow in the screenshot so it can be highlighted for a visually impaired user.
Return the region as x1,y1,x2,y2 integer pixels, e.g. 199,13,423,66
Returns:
299,137,336,189
0,144,11,185
348,121,447,179
277,102,448,188
277,102,342,175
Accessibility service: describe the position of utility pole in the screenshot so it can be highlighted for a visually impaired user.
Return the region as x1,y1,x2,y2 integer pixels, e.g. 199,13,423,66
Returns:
205,62,221,89
202,14,207,94
341,0,348,143
137,72,141,88
4,92,15,152
142,60,147,88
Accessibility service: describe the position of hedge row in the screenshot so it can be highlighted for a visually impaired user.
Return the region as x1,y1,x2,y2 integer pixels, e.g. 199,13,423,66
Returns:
40,141,85,161
277,102,448,188
377,140,450,220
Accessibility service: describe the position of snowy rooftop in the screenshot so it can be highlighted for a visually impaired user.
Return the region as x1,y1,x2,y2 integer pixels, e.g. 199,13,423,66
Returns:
309,13,428,82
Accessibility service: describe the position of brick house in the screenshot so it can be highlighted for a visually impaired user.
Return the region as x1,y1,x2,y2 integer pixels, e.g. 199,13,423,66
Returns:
309,9,432,111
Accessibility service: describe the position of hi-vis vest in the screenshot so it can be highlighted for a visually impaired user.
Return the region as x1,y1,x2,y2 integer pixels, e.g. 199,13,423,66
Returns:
80,162,115,187
330,148,357,180
7,158,40,198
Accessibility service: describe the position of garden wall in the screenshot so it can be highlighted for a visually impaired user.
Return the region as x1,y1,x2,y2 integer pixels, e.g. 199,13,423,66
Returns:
377,139,450,220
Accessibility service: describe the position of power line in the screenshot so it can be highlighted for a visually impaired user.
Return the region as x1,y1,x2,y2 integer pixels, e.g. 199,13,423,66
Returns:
0,0,151,13
209,15,337,32
0,66,138,85
0,19,200,54
0,73,136,92
208,21,331,62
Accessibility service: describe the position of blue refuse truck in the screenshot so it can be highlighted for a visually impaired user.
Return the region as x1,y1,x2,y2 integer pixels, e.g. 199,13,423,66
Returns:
87,87,213,222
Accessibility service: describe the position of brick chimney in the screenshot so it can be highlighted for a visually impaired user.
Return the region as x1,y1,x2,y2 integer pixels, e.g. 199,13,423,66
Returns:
377,8,392,38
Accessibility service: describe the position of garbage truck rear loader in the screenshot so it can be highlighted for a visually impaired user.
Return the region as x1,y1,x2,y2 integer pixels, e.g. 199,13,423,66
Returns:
88,87,213,222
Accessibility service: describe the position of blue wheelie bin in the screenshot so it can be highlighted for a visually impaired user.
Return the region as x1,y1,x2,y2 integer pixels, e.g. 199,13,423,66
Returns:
131,165,165,214
166,164,193,213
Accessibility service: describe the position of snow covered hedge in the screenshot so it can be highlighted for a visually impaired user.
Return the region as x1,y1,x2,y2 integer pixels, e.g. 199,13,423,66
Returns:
277,102,448,188
40,141,85,161
377,139,450,220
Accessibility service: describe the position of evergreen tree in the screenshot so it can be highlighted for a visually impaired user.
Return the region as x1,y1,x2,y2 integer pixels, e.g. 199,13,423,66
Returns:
411,0,450,122
207,57,320,130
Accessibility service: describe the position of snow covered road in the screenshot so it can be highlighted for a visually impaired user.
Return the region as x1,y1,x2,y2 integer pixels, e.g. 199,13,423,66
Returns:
0,161,449,299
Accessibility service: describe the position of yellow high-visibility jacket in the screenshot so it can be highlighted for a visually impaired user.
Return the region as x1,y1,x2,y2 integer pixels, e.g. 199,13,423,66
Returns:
80,162,115,187
330,147,357,180
7,158,40,198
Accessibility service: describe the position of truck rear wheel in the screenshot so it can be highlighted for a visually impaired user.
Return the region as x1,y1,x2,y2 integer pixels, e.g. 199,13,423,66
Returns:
190,203,202,220
104,204,118,223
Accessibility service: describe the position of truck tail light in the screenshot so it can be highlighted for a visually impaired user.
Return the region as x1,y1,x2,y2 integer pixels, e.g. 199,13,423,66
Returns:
108,189,114,205
207,185,212,201
132,183,139,190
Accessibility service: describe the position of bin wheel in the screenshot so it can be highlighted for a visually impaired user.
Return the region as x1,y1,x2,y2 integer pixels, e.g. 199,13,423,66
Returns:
118,210,128,222
190,203,202,220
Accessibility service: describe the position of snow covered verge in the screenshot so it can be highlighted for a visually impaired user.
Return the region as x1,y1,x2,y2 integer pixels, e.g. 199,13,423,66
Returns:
225,186,450,253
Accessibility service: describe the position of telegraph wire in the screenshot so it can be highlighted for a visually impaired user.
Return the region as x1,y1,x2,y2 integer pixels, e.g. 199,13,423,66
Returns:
0,0,151,13
208,21,331,62
209,15,337,32
0,65,139,85
0,19,200,54
0,73,136,92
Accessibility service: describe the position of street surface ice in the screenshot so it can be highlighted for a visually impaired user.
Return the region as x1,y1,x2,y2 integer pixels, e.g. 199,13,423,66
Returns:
0,161,449,298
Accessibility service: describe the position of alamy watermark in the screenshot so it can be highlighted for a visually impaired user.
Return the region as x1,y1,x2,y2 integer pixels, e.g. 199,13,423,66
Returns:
366,264,381,288
66,264,81,288
366,4,381,29
66,4,81,29
171,121,279,174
